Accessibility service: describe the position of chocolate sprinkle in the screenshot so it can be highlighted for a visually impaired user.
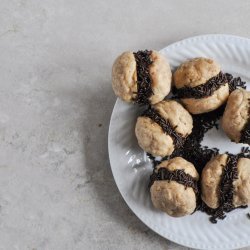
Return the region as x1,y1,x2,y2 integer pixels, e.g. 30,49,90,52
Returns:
240,98,250,144
133,50,154,104
142,107,185,148
173,72,246,99
219,155,238,209
197,200,247,224
227,73,247,92
147,153,161,169
149,168,198,195
204,154,239,224
173,72,228,99
238,146,250,159
240,122,250,144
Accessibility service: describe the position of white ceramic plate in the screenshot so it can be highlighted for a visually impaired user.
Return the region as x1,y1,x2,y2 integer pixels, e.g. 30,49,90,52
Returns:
108,34,250,250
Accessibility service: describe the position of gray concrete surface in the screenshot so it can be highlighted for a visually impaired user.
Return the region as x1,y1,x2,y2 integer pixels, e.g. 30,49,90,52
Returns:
0,0,249,249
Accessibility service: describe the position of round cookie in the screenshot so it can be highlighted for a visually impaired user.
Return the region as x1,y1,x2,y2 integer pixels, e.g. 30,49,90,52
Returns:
112,50,172,104
135,100,193,157
173,57,229,114
222,89,250,143
150,157,199,217
201,154,250,209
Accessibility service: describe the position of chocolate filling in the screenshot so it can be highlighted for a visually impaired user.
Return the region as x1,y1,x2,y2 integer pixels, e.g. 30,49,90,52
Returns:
133,50,154,104
142,107,185,148
173,72,246,99
240,99,250,144
173,72,228,99
149,168,198,195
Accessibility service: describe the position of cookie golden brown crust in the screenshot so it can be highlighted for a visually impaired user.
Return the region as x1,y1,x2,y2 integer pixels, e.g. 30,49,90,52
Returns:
112,52,137,102
174,57,220,88
154,100,193,136
135,116,174,157
150,157,199,217
233,157,250,206
173,57,229,114
149,51,172,104
222,89,250,142
201,154,228,209
112,50,172,104
135,100,193,157
201,154,250,209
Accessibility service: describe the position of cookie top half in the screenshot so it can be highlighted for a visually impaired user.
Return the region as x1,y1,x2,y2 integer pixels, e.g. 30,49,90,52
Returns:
174,57,220,88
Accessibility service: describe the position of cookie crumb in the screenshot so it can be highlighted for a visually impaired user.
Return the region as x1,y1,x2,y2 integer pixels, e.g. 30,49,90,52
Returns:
98,123,102,127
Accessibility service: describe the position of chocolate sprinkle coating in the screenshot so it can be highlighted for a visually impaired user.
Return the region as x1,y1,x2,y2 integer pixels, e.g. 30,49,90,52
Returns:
240,122,250,144
173,72,228,99
226,73,247,92
197,200,247,224
238,146,250,159
133,50,154,104
240,98,250,144
173,72,246,99
142,107,185,149
205,154,238,223
149,168,198,195
219,155,238,209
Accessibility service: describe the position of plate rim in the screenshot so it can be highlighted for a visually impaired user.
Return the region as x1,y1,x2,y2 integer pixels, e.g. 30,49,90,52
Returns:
108,34,250,250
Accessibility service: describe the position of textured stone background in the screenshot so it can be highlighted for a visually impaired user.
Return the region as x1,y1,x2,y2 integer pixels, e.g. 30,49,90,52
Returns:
0,0,250,249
